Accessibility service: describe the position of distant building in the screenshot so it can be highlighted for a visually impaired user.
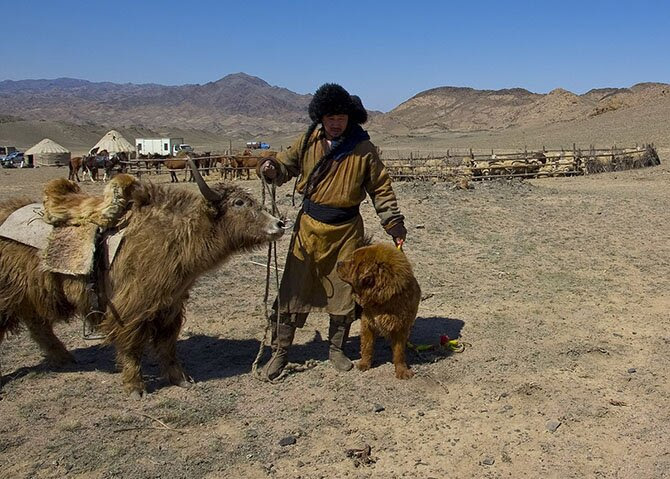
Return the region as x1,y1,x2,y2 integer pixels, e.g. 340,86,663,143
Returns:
135,138,192,156
90,130,135,155
25,138,70,166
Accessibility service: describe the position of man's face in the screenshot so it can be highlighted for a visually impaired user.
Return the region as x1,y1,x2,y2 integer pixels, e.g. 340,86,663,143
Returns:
322,114,349,139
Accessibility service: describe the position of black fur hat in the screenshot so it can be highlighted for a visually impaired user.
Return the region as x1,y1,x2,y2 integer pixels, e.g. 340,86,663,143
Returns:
349,95,368,125
308,83,368,125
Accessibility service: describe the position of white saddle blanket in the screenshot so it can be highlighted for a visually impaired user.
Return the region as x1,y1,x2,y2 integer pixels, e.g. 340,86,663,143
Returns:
0,203,51,249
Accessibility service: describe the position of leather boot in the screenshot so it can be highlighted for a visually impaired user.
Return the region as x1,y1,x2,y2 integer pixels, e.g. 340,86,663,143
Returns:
328,315,353,371
263,321,296,380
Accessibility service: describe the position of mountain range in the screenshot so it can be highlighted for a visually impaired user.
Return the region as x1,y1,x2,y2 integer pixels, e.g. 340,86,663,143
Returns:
0,73,669,152
0,73,312,138
374,82,670,135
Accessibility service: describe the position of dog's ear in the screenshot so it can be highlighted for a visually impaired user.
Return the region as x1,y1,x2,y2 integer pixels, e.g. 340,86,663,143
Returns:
368,260,403,304
361,275,375,289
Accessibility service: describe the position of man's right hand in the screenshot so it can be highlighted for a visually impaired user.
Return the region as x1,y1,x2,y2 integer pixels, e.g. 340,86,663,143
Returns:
261,160,278,181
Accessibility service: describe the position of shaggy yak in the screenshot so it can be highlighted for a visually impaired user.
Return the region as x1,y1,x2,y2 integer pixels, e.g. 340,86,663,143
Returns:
0,161,285,398
337,243,421,379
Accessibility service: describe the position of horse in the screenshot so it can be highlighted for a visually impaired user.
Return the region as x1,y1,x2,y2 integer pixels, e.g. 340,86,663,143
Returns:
80,150,125,182
138,153,165,174
225,149,276,180
103,152,127,180
164,158,189,183
164,153,211,183
81,154,99,182
68,156,83,181
230,156,259,180
195,152,213,177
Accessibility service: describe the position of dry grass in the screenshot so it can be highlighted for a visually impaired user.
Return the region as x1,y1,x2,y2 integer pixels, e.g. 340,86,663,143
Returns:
0,146,668,478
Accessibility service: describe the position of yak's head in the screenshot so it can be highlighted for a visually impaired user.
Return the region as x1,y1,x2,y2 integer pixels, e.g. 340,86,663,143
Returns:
188,159,286,250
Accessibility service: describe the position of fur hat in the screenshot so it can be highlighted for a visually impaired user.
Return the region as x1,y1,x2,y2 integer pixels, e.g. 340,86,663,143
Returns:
349,95,368,125
308,83,368,125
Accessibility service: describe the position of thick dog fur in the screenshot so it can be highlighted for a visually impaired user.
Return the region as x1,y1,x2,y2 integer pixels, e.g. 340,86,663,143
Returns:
337,243,421,379
42,174,141,228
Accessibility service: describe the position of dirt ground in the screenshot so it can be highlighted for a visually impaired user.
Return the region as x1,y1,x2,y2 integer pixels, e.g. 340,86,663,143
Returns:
1,150,669,479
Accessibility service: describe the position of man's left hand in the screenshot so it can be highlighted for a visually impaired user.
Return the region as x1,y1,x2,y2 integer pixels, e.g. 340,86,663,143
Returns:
386,222,407,246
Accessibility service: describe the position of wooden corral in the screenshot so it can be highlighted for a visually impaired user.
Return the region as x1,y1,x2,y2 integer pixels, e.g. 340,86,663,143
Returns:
119,145,660,185
382,144,660,182
121,150,278,182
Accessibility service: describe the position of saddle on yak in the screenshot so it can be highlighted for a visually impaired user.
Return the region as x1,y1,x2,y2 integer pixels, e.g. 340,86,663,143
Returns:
0,174,141,338
38,173,140,275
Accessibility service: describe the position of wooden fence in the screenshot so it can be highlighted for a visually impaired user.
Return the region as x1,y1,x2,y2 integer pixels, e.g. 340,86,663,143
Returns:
121,154,262,181
120,144,661,183
382,144,660,181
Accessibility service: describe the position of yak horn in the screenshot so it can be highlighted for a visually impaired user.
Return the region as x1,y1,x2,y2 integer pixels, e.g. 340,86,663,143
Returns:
188,158,221,203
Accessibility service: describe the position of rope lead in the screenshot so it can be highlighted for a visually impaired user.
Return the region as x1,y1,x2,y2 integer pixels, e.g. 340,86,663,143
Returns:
251,177,281,381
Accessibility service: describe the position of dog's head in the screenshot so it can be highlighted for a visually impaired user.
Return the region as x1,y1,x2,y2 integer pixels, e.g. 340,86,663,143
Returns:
337,243,415,306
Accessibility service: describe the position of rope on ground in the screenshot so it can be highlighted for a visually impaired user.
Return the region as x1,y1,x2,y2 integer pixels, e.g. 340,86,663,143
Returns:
250,241,274,380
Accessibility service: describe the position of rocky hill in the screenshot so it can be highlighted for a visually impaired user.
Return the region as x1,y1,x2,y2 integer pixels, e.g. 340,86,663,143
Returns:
370,82,670,135
0,73,312,138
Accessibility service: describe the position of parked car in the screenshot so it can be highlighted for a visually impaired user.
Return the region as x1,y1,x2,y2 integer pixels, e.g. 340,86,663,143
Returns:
173,143,193,155
245,141,271,150
1,151,24,168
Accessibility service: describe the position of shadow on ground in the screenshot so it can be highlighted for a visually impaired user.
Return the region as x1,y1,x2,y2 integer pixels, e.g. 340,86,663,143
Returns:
1,316,465,390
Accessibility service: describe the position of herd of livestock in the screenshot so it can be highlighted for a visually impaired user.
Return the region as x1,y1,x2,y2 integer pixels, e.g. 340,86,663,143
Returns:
67,148,274,183
383,144,661,182
64,144,661,186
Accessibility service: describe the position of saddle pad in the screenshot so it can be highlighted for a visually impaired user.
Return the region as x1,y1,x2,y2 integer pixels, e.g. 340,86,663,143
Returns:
42,223,98,276
0,203,125,274
0,203,52,250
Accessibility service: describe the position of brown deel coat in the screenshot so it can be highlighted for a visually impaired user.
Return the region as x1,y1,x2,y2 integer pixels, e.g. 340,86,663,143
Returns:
267,128,404,315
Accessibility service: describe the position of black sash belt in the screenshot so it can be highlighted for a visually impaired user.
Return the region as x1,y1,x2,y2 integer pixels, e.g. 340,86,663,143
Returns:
302,198,359,225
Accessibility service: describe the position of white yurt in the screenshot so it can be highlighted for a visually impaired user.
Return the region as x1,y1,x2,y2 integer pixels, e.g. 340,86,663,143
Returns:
24,138,71,166
89,130,135,155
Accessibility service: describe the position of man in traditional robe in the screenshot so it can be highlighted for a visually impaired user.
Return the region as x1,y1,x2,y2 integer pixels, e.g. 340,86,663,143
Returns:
258,83,407,380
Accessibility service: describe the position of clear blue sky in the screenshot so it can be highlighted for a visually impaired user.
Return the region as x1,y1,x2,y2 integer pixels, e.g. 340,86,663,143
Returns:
2,0,669,112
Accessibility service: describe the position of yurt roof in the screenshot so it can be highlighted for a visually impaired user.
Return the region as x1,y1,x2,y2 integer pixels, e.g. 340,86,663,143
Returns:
90,130,135,154
25,138,70,155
